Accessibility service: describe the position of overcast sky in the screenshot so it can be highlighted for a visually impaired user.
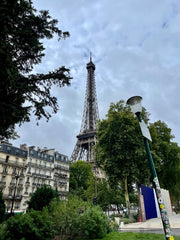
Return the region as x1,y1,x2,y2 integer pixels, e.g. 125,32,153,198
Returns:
12,0,180,157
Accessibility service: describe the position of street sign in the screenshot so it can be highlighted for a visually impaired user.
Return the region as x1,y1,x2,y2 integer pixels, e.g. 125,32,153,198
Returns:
139,120,152,142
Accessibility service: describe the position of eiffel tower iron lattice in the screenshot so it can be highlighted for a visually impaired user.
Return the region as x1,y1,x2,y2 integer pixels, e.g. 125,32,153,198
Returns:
70,54,99,163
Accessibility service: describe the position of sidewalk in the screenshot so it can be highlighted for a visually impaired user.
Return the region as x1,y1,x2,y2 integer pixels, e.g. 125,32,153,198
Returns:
119,214,180,229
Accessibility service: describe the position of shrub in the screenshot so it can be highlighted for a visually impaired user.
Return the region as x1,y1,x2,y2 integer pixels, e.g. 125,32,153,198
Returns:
80,206,108,239
50,196,109,239
1,209,54,240
50,196,89,239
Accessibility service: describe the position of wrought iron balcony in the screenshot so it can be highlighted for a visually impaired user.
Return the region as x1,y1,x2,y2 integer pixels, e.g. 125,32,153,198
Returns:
0,158,27,168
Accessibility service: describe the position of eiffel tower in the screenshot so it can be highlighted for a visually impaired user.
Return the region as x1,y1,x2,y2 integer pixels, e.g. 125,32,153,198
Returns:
71,53,99,163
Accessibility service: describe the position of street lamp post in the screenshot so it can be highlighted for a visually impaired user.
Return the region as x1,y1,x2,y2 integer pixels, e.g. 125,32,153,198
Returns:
127,96,174,240
10,172,20,216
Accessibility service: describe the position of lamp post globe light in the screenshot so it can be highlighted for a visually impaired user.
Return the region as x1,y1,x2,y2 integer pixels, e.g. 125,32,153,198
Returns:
126,96,174,240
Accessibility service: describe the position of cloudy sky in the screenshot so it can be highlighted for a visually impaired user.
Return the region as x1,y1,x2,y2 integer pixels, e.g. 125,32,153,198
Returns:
12,0,180,157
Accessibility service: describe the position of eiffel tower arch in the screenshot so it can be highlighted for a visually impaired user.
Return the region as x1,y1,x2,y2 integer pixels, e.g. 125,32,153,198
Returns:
70,54,99,164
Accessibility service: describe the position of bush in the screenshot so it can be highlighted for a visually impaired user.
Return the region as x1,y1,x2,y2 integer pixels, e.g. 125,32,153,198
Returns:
80,206,108,239
50,196,89,239
50,196,109,239
1,209,54,240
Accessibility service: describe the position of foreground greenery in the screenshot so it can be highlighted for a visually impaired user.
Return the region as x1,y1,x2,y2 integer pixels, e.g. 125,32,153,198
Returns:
0,193,118,240
93,232,180,240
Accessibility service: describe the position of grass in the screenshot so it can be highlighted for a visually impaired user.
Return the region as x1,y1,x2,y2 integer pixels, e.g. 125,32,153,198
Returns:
93,232,180,240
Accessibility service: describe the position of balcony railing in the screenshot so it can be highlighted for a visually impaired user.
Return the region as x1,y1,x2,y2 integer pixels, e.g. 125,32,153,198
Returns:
28,162,53,170
54,165,69,171
32,173,51,179
0,158,27,168
0,181,6,187
58,191,68,196
15,195,22,200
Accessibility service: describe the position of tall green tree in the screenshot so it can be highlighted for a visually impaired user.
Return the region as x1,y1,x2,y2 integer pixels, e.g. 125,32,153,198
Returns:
0,191,5,223
27,185,58,211
94,100,151,214
149,121,180,205
0,0,71,139
69,160,94,199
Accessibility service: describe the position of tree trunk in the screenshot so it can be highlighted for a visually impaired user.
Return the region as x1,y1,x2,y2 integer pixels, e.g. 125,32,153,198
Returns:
124,177,130,217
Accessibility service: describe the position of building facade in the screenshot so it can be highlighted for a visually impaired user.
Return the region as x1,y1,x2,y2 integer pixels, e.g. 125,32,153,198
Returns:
0,142,69,212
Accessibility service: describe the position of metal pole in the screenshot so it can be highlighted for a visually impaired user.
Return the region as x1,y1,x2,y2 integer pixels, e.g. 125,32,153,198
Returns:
136,112,174,240
10,174,19,216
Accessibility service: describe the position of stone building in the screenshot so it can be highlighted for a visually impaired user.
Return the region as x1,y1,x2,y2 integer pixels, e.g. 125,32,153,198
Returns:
0,141,69,213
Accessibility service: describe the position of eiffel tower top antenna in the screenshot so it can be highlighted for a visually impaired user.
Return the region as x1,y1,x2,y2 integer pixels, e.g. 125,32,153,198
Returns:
90,51,92,62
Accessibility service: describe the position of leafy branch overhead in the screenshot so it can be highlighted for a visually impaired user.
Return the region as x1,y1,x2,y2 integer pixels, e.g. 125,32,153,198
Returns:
0,0,72,139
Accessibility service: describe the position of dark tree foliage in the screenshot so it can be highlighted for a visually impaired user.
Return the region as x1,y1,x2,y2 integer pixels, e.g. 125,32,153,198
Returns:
27,185,58,211
0,0,71,139
69,160,94,199
94,100,151,189
0,191,6,223
149,121,180,204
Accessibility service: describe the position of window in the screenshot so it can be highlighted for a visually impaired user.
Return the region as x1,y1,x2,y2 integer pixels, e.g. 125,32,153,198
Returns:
17,189,21,196
15,149,19,155
15,158,18,163
7,146,11,152
19,178,22,184
5,155,9,162
15,202,19,209
13,168,16,174
3,166,7,173
9,189,13,196
27,167,31,174
29,158,32,163
30,150,34,155
24,187,28,194
11,177,15,184
1,176,6,183
23,159,25,166
7,201,11,208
